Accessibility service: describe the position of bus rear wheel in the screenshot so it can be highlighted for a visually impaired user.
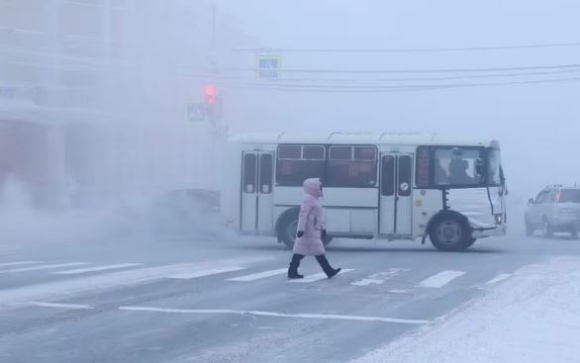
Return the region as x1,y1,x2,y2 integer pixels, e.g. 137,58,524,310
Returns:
429,216,473,252
280,214,299,250
278,212,333,250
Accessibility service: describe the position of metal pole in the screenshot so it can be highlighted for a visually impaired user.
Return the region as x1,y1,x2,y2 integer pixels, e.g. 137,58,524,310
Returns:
209,2,220,190
212,3,217,51
209,1,218,125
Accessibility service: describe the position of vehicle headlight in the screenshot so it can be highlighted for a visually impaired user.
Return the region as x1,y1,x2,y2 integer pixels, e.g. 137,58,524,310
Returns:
495,214,503,224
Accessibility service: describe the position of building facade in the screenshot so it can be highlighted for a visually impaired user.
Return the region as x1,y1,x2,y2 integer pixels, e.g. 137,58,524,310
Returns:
0,0,238,209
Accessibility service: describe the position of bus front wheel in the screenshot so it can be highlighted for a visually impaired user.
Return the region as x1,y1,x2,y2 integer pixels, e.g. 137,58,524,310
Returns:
429,215,473,252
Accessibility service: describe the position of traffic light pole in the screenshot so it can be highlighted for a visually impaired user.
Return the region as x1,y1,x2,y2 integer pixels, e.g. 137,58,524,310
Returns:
207,2,227,191
208,2,218,126
209,2,225,130
212,3,217,51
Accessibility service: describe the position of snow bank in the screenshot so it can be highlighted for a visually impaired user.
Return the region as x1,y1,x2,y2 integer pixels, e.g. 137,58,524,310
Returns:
352,256,580,363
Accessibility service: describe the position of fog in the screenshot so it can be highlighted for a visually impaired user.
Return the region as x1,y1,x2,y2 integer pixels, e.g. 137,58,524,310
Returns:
221,0,580,232
1,0,579,246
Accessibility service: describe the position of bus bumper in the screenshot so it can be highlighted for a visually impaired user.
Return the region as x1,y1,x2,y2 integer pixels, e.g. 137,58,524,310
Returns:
472,224,507,238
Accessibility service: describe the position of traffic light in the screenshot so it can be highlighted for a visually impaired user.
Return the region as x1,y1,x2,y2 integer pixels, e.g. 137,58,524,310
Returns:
204,84,216,105
203,84,221,121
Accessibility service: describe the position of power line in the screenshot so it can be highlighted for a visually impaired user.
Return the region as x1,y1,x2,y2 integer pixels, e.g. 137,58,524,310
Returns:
220,63,580,75
216,69,580,84
232,76,580,93
232,42,580,54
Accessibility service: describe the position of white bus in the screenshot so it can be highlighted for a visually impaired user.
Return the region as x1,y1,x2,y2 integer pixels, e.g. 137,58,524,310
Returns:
220,132,507,251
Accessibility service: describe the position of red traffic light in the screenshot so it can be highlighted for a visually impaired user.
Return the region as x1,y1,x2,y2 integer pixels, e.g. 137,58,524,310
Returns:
204,85,216,96
204,85,216,105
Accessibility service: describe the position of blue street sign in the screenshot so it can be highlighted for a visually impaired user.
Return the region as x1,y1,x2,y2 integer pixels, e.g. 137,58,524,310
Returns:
257,55,281,79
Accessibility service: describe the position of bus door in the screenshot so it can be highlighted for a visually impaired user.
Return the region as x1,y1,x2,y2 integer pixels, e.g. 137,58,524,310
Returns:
241,152,274,232
379,153,414,236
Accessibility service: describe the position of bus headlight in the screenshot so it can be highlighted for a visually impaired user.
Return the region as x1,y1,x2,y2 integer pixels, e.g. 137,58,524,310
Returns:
495,214,503,225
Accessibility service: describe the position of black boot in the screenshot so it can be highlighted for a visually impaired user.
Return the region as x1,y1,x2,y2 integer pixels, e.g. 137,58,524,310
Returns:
288,254,304,279
315,254,341,279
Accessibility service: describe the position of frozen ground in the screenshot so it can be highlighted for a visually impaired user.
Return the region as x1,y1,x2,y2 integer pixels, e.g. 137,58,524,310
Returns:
352,256,580,363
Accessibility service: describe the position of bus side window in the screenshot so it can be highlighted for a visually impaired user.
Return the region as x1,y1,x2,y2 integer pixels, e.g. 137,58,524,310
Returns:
381,155,395,196
243,154,257,194
260,154,273,194
416,146,431,188
276,144,325,186
398,155,412,196
327,145,378,187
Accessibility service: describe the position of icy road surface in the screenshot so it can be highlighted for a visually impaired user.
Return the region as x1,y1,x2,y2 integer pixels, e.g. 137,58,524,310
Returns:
1,234,579,363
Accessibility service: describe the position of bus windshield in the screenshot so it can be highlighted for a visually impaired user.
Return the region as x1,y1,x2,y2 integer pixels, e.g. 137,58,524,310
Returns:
417,145,501,188
433,147,483,187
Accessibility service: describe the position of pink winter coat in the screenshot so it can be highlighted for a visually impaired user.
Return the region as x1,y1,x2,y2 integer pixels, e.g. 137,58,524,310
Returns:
293,178,326,256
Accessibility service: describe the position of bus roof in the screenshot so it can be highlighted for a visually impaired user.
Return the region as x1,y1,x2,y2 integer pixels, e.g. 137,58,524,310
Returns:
229,132,496,147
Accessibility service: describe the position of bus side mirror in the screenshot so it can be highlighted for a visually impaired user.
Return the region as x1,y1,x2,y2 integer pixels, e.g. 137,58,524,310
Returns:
528,198,535,205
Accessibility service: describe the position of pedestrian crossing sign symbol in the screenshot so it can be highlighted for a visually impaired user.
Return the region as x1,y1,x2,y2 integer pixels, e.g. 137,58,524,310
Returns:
187,102,207,122
257,55,281,79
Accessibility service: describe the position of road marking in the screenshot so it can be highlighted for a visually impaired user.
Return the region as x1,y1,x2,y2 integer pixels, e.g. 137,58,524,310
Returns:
289,269,355,283
227,268,288,282
119,306,429,325
51,263,143,275
27,302,93,310
167,266,247,280
351,268,409,286
1,262,89,273
388,289,413,294
418,270,466,288
0,257,271,309
0,261,42,268
485,273,512,285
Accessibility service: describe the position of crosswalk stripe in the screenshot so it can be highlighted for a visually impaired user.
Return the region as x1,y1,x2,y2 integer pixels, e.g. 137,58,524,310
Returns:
27,302,93,310
227,268,288,282
485,273,512,285
0,261,42,268
167,266,247,280
289,269,355,283
51,263,143,275
388,289,413,294
351,268,408,286
0,262,256,308
419,270,466,288
1,262,89,273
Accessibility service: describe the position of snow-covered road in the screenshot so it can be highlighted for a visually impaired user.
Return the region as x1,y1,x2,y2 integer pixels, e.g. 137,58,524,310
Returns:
352,256,580,363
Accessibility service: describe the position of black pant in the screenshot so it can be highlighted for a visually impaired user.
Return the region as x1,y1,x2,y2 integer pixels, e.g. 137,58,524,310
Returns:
289,253,335,276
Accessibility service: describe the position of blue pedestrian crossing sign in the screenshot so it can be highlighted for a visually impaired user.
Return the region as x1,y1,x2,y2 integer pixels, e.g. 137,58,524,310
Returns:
257,55,281,79
187,102,207,122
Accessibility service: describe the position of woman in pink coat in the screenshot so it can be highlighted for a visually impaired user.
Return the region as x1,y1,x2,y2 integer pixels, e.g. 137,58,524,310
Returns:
287,178,342,279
